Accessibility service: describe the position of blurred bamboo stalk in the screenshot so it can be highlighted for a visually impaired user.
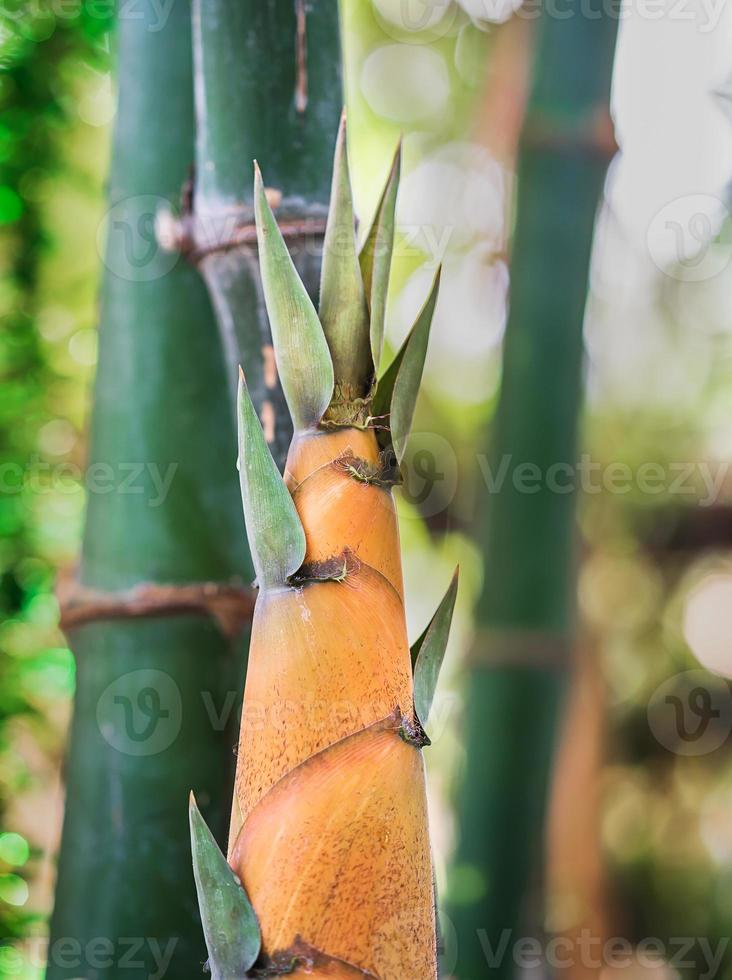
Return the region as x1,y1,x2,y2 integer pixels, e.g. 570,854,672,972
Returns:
448,4,619,977
546,635,608,980
48,3,252,976
188,0,342,471
472,14,534,170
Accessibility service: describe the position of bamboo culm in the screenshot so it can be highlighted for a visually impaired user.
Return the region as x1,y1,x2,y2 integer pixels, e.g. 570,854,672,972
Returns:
447,5,620,978
48,3,251,976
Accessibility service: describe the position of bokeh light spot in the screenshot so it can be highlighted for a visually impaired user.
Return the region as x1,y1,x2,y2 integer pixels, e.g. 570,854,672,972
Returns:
683,573,732,677
0,834,29,869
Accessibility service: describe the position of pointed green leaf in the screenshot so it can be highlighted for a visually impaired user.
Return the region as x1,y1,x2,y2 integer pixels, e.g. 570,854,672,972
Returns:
373,267,440,465
371,333,405,425
238,369,306,589
189,793,261,979
412,568,458,727
254,163,334,430
319,111,373,393
359,143,401,372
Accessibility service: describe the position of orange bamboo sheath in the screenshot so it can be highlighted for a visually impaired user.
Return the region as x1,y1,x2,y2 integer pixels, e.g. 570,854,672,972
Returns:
292,463,404,598
230,423,437,977
285,426,381,489
234,566,412,820
230,719,436,980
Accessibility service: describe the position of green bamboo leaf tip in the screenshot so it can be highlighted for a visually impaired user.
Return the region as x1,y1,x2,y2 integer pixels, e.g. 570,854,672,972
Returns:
319,110,373,396
189,792,261,978
412,566,458,728
373,266,441,466
253,162,334,431
359,140,401,372
237,368,306,590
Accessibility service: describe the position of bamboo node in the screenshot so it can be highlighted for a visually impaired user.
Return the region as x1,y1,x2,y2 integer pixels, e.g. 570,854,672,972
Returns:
156,184,329,265
57,574,255,639
468,627,569,669
322,380,375,428
522,106,618,158
255,937,377,977
290,548,361,586
333,450,400,488
399,711,431,750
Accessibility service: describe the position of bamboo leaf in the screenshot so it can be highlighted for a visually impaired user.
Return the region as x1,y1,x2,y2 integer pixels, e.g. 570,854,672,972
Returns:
189,793,261,979
238,369,306,589
359,143,401,372
254,163,334,431
319,111,373,393
373,267,441,465
412,568,458,727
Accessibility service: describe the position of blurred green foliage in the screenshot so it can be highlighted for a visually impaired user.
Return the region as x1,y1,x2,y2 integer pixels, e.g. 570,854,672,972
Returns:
0,2,110,973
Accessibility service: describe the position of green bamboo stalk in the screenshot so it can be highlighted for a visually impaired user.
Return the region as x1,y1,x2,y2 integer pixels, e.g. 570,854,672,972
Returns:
448,6,619,977
190,0,342,470
48,3,252,977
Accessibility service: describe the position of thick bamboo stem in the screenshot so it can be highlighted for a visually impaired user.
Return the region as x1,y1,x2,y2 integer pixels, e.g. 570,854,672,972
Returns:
190,0,342,470
448,5,619,978
48,3,251,976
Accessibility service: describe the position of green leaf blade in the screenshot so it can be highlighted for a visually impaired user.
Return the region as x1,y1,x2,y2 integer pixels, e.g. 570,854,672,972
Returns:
359,143,401,372
319,111,373,394
413,567,459,728
238,370,306,590
189,793,261,979
254,163,334,431
374,267,441,466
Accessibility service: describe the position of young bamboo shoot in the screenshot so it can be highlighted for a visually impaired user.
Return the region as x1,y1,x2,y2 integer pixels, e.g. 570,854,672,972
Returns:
191,121,457,980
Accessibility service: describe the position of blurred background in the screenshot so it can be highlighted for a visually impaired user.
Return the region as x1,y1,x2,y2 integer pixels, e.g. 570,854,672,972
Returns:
1,0,732,976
